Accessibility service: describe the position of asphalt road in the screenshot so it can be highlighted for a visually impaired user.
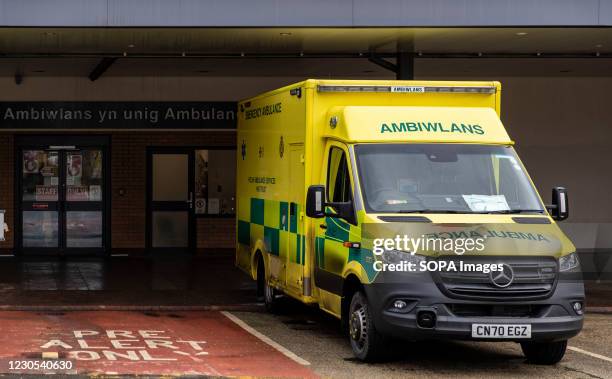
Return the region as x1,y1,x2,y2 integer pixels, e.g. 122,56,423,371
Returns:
0,305,608,377
0,310,316,377
233,299,612,379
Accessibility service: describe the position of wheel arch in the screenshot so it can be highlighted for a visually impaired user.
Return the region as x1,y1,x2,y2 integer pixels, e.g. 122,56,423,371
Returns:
250,239,267,280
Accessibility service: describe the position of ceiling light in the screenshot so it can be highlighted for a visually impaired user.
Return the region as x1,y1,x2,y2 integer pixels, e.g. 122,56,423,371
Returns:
595,44,603,48
515,32,528,36
127,44,136,48
279,32,292,36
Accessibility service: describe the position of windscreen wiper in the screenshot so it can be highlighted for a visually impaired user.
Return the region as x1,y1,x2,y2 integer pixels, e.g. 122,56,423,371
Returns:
396,209,545,214
477,209,545,214
397,209,461,214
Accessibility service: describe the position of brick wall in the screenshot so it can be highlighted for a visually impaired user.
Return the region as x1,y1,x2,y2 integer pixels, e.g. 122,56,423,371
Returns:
0,131,236,253
196,217,236,249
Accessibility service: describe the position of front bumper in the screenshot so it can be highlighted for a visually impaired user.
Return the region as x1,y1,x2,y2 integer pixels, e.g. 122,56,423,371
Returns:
363,278,584,342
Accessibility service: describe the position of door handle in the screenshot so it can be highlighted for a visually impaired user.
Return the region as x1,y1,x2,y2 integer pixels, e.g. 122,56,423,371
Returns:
319,224,327,230
187,192,193,209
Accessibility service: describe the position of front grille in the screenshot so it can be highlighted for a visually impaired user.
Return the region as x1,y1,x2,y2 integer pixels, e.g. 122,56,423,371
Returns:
448,304,549,318
432,256,558,301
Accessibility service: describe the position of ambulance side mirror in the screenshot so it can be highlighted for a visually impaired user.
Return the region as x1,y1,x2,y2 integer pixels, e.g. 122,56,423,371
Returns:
306,185,326,218
547,187,569,221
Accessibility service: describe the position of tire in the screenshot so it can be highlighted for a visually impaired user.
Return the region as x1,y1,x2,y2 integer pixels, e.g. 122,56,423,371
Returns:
256,256,265,303
348,291,389,362
263,276,279,312
256,255,279,312
521,340,567,365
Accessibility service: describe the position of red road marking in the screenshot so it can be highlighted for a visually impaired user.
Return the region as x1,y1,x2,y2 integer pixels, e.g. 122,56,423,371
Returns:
0,311,317,377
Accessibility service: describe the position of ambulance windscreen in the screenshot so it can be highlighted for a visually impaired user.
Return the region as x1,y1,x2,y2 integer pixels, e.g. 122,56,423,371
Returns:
354,144,544,214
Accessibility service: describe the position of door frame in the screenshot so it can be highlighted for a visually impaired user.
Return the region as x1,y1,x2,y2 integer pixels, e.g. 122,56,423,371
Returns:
145,147,197,254
14,135,111,256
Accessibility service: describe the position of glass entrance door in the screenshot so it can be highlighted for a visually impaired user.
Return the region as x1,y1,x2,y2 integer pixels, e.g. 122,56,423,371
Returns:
64,149,105,251
21,150,60,251
147,149,196,253
20,147,106,255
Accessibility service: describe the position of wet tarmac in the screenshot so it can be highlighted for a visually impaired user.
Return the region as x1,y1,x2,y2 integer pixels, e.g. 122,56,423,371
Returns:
0,310,316,377
0,251,256,307
0,250,609,309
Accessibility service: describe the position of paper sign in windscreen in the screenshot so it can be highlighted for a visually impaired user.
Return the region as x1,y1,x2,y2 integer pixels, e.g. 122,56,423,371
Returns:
462,194,510,212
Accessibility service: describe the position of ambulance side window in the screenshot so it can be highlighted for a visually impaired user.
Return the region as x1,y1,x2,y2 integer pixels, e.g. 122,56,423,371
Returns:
327,147,352,203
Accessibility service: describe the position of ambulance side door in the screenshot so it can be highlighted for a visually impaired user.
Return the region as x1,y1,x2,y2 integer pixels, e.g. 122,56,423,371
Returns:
314,142,357,300
285,144,305,295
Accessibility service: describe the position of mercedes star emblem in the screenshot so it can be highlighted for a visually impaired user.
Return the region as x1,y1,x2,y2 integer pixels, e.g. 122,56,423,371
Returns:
490,263,514,288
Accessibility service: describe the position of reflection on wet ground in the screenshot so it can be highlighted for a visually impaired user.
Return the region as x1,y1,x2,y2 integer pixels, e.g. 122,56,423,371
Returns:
0,250,609,307
0,251,256,306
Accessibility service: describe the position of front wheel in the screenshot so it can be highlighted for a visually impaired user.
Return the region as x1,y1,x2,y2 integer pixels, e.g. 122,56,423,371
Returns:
348,291,389,362
521,340,567,365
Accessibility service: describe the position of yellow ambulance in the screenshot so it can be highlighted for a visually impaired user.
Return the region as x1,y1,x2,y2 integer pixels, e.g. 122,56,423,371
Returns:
236,80,584,363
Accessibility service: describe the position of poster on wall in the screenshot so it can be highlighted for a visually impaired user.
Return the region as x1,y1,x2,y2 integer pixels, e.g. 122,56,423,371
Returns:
67,154,82,178
89,185,102,201
23,156,40,174
89,151,103,179
195,150,209,207
67,186,89,201
35,186,58,201
208,198,220,214
41,166,56,177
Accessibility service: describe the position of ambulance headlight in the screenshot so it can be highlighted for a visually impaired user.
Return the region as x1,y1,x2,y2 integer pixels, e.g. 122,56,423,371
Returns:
382,250,425,265
559,252,580,272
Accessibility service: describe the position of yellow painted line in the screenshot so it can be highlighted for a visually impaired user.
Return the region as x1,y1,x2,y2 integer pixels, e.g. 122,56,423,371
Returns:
568,346,612,363
221,311,311,366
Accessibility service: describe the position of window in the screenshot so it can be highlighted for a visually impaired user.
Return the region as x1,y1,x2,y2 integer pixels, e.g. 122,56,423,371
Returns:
195,149,236,216
327,147,352,203
355,143,544,214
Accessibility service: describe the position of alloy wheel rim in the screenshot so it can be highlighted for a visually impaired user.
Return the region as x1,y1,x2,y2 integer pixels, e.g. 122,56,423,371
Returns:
350,306,368,349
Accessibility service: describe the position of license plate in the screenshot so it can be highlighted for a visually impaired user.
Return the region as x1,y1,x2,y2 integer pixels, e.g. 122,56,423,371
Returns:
471,324,531,339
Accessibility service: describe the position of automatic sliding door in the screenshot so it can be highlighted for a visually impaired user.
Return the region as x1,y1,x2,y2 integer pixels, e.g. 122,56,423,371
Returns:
19,145,107,255
64,149,105,252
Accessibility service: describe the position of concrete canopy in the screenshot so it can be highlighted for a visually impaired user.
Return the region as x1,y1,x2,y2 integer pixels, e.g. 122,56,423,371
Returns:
0,27,611,56
0,0,611,27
